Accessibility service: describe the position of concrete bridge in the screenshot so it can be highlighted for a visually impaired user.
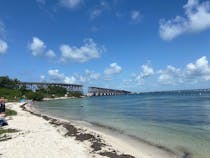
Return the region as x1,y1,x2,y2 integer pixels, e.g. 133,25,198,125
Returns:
87,87,130,96
19,82,83,93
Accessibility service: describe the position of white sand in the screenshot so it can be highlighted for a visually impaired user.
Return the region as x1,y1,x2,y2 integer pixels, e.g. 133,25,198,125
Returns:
0,102,181,158
0,102,93,158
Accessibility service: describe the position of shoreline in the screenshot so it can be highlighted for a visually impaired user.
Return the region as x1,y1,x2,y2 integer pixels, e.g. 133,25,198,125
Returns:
1,102,189,158
42,96,86,101
29,102,187,158
22,103,135,158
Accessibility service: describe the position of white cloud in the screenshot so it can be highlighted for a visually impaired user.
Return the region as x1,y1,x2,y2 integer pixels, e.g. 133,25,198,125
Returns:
157,56,210,84
48,69,76,84
131,10,141,22
140,64,154,78
29,37,56,59
47,69,100,84
85,69,100,80
123,73,144,86
73,69,100,83
48,69,65,80
158,65,183,85
126,64,154,85
104,63,122,75
46,49,56,58
0,20,8,54
160,0,210,40
29,37,46,56
0,40,8,54
90,9,102,19
186,56,210,80
40,75,46,81
60,0,81,9
60,38,103,63
64,76,76,84
36,0,46,5
89,1,110,19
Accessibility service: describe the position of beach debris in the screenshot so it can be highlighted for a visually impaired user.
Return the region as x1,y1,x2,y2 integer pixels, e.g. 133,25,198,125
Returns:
91,141,106,151
0,128,19,142
99,151,135,158
0,135,12,142
21,104,136,158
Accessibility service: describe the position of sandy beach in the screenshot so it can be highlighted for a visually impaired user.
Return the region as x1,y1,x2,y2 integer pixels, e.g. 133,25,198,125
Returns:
0,102,182,158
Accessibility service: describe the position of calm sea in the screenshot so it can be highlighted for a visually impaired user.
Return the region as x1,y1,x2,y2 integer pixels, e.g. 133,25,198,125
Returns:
34,90,210,158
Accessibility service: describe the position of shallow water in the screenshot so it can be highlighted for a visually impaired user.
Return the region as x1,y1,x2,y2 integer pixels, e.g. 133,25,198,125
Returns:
35,90,210,158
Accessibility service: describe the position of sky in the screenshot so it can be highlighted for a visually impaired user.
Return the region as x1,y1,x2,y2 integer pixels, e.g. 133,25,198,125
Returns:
0,0,210,92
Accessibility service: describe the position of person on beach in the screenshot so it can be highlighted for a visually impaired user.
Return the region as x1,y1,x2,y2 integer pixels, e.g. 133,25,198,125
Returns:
0,98,6,115
0,98,7,126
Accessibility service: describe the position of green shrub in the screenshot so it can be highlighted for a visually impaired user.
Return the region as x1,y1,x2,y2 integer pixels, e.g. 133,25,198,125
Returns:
25,91,44,101
0,88,21,101
46,86,67,97
0,76,19,89
0,76,83,100
68,92,83,98
5,108,17,116
0,129,18,135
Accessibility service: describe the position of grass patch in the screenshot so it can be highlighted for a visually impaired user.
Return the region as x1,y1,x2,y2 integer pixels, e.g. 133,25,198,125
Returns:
5,108,17,116
0,128,18,135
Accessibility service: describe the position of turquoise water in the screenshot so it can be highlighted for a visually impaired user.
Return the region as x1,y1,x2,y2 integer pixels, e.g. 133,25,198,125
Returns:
35,90,210,158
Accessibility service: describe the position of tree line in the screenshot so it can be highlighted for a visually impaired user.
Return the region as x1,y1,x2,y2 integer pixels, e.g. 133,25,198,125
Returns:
0,76,83,101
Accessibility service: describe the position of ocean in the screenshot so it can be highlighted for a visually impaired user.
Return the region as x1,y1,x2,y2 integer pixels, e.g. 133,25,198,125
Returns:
34,90,210,158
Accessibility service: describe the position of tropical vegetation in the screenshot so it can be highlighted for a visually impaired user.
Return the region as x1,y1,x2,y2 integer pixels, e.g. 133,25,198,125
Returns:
0,76,83,101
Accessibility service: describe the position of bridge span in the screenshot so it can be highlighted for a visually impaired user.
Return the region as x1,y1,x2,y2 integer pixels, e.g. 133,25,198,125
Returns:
19,82,83,93
87,87,130,96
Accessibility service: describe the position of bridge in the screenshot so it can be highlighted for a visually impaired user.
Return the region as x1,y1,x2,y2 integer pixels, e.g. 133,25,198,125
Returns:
19,82,83,93
87,87,130,96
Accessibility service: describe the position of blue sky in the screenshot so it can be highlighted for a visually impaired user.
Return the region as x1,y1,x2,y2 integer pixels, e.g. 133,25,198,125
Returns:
0,0,210,92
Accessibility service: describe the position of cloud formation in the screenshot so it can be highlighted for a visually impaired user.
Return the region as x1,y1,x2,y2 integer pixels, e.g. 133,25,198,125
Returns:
29,37,46,56
140,64,154,78
131,10,141,22
48,69,76,83
75,69,101,83
124,56,210,87
40,75,46,81
60,0,82,9
104,63,122,75
90,9,103,19
36,0,46,5
158,65,183,85
157,56,210,84
0,21,8,54
186,56,210,81
46,49,56,58
126,64,154,85
47,69,100,84
60,38,103,63
84,69,100,81
89,1,110,19
29,37,57,59
0,39,8,54
160,0,210,40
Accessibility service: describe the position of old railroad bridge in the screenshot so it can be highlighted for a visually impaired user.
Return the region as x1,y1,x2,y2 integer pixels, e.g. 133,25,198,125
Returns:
19,82,130,96
87,87,130,96
19,82,83,93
